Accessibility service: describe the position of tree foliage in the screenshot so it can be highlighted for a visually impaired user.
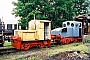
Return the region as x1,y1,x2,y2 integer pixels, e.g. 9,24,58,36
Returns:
12,0,89,29
74,0,89,15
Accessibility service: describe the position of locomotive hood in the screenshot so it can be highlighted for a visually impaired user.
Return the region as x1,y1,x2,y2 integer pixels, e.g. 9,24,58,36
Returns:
51,28,63,35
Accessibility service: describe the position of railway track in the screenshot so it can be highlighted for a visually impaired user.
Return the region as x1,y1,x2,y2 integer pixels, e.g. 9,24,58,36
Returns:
0,42,80,55
0,48,18,55
0,44,56,55
0,43,55,55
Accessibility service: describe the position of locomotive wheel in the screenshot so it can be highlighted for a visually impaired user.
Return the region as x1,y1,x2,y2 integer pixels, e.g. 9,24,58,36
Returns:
66,39,69,44
39,42,45,48
74,39,78,43
22,42,30,50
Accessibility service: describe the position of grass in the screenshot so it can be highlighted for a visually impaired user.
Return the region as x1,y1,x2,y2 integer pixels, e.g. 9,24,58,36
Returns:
4,41,12,48
16,57,42,60
29,57,42,60
27,42,90,60
46,42,89,57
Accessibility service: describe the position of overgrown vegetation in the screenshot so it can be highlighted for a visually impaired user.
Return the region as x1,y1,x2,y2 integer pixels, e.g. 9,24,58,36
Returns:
84,38,90,43
4,41,12,48
29,57,42,60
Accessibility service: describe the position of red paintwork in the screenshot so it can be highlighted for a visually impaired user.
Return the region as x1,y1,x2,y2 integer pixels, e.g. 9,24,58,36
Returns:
11,36,51,50
61,37,74,44
11,34,82,50
61,36,82,44
51,34,61,41
51,34,82,44
73,36,82,43
11,36,21,50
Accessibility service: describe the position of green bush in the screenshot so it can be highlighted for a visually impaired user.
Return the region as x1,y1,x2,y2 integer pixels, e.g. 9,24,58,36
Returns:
86,39,90,43
84,38,90,43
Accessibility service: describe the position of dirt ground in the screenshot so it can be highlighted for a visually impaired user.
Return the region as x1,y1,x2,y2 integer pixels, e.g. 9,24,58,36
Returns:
43,43,90,60
43,51,90,60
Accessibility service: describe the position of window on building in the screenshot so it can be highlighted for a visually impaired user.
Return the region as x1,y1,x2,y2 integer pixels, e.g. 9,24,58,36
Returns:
14,24,17,29
7,24,12,29
0,24,5,29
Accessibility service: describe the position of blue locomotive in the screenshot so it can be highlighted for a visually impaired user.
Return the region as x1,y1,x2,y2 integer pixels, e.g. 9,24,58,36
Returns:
51,21,82,44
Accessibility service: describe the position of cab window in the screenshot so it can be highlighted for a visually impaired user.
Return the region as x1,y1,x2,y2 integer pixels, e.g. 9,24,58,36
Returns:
71,23,74,27
63,24,66,27
67,22,70,26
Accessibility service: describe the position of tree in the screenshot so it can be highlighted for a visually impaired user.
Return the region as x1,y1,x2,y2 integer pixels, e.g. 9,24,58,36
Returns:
12,0,89,29
74,0,89,15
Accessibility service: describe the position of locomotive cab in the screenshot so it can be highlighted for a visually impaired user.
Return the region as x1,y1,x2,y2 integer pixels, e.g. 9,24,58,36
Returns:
61,21,82,44
62,21,82,37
